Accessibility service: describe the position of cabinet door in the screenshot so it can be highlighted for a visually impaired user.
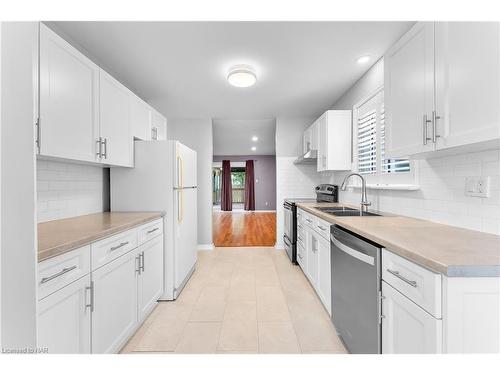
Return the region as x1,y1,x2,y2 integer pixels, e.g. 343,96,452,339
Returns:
137,236,164,322
39,24,100,163
92,250,138,353
317,236,331,315
99,69,133,167
316,115,328,171
303,126,312,153
307,232,319,287
129,93,151,141
151,109,167,140
310,121,319,151
382,281,442,354
435,22,500,150
37,275,91,354
384,22,435,157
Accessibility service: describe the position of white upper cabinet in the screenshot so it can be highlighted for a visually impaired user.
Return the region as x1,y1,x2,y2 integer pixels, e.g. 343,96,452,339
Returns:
151,109,167,140
39,23,100,163
384,22,435,158
317,110,352,171
129,93,151,141
435,22,500,150
99,69,133,167
385,22,500,158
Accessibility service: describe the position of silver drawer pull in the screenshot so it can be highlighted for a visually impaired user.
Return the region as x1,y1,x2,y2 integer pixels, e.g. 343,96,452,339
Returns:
305,218,312,223
110,241,129,251
298,253,303,259
40,265,77,284
386,269,418,288
317,225,327,231
147,228,159,234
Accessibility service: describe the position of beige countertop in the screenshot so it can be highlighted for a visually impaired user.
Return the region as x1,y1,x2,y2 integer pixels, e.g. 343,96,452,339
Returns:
296,202,500,277
38,212,164,262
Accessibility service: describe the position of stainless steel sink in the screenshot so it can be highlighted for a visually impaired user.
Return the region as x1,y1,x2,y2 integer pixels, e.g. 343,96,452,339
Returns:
315,206,357,213
330,210,381,217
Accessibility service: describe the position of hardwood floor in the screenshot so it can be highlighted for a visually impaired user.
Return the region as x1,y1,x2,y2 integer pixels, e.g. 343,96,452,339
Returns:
213,211,276,247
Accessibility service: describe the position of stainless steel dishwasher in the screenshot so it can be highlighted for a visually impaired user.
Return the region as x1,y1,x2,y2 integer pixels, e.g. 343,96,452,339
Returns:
331,225,382,354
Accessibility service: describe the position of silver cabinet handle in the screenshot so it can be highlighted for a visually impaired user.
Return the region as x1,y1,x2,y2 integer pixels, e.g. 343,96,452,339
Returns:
85,281,94,312
96,137,102,157
147,228,159,234
298,253,303,259
40,265,77,284
305,218,312,223
110,241,129,251
136,255,141,275
432,110,441,143
423,115,431,145
140,251,145,272
386,269,418,288
102,138,108,159
317,225,327,231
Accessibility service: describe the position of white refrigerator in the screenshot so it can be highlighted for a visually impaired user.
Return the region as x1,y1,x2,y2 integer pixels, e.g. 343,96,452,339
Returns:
111,140,197,300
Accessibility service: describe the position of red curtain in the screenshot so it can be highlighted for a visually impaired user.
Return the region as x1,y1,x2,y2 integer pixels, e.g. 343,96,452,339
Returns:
221,160,232,211
244,160,255,211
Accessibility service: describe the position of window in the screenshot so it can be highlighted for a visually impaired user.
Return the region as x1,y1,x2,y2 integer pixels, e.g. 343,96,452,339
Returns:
353,88,414,186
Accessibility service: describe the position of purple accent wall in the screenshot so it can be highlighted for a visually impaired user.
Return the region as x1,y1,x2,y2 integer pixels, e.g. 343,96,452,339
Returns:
213,155,276,210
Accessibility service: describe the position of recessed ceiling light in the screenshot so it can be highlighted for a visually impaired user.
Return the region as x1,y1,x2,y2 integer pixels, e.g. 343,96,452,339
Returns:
357,55,371,64
227,64,257,88
252,136,258,142
251,146,257,151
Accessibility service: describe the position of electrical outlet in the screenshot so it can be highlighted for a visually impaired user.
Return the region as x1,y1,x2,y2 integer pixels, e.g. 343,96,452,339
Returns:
465,176,490,198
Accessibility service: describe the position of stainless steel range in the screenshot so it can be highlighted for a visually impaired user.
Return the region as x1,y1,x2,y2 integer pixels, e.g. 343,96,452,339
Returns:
283,184,338,264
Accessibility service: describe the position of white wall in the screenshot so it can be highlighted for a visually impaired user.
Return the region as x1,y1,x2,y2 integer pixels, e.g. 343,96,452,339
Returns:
330,58,500,235
167,118,213,247
0,22,38,350
37,160,104,223
275,117,332,248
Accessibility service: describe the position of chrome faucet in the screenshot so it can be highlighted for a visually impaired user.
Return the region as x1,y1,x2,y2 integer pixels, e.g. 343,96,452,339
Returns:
340,173,371,212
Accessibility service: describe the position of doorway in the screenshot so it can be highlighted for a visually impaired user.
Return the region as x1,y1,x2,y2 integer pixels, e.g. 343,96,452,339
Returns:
211,158,276,247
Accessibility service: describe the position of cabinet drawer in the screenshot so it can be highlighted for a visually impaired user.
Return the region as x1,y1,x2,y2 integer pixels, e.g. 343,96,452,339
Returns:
382,249,442,318
38,245,91,300
91,229,138,271
297,241,306,270
137,219,163,245
313,216,330,241
303,212,315,230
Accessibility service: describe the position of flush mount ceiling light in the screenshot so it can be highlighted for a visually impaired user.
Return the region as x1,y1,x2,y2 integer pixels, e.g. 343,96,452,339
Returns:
251,146,257,151
252,136,259,142
227,64,257,88
357,55,371,64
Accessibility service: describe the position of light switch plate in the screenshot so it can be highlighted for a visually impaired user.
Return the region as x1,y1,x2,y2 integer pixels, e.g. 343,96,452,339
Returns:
465,176,490,198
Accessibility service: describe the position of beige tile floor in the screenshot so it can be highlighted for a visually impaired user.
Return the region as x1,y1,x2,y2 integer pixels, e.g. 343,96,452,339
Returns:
121,247,347,354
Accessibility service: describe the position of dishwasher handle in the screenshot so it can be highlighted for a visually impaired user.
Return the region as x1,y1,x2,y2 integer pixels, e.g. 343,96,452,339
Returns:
331,234,375,266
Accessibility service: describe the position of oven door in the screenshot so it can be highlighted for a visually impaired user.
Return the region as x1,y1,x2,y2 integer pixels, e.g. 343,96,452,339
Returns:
283,202,294,242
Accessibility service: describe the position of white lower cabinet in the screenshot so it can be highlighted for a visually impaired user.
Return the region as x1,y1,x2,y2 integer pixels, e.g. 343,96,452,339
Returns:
137,235,163,322
382,281,442,354
300,211,332,315
306,233,319,286
37,275,92,354
317,235,331,315
37,222,164,354
91,249,139,354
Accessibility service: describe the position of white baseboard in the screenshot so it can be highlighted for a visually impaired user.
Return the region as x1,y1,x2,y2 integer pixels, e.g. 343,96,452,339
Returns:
197,243,215,251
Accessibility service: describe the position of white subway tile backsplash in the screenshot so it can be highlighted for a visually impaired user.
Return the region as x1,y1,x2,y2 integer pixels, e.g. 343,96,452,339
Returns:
332,149,500,235
36,160,104,223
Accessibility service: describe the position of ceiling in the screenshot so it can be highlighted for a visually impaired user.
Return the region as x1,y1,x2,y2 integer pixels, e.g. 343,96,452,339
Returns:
213,119,276,155
50,21,413,120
